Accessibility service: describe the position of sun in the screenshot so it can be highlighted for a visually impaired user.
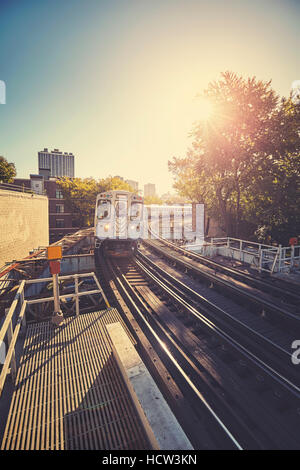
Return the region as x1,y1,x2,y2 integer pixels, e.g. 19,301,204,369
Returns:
197,96,214,121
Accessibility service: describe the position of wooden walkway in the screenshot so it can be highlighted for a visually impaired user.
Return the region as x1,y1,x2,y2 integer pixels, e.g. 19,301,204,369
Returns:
1,309,149,450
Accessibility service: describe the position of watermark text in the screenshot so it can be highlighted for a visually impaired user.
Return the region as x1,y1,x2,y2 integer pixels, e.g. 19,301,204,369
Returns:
0,80,6,104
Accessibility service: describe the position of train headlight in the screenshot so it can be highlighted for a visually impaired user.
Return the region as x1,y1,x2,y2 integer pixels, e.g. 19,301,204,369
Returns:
104,224,110,232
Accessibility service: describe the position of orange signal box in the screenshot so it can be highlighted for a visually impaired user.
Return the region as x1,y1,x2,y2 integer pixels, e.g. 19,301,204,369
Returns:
47,246,62,260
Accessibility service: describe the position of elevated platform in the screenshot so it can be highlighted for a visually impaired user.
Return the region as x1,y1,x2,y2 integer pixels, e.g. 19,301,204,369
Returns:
1,308,149,450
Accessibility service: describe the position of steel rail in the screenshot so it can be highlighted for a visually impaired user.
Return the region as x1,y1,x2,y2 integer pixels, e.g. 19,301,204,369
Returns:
144,237,300,325
137,250,292,358
105,255,243,450
135,253,300,395
146,232,300,306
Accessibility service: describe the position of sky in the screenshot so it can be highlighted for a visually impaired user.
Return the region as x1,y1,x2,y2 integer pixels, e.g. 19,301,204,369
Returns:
0,0,299,195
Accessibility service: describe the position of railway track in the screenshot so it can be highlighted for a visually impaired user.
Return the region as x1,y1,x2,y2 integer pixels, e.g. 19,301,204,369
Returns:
95,248,300,449
143,237,300,331
137,249,300,388
95,249,242,449
146,233,300,305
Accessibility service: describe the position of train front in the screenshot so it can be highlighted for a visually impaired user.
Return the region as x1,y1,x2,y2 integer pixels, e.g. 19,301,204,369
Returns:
95,191,144,257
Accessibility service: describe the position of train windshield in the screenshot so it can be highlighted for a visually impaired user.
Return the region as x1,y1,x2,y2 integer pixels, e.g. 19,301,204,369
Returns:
130,202,142,220
97,200,111,220
115,200,127,218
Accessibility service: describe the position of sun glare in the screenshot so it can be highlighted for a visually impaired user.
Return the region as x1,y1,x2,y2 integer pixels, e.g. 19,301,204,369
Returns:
197,97,214,121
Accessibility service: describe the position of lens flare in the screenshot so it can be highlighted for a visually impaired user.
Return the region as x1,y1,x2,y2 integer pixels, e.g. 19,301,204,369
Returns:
197,97,214,121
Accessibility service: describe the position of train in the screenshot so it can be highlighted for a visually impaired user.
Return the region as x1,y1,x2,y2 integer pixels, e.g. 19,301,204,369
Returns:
94,190,144,257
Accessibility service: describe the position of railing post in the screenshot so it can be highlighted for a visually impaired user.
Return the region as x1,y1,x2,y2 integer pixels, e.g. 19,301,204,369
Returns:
20,289,26,334
259,249,262,273
93,273,110,308
75,275,80,317
278,245,282,273
53,273,60,313
271,251,279,274
5,309,17,382
290,245,295,271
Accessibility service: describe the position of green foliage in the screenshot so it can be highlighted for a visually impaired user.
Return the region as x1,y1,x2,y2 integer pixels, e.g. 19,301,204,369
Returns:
168,156,210,203
57,176,136,227
169,72,300,243
161,193,189,204
247,152,300,244
0,156,16,182
144,195,163,205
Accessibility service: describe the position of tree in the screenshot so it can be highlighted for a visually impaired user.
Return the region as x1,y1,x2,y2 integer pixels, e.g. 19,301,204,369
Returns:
144,195,163,205
168,156,209,203
57,176,136,227
241,96,300,243
169,72,300,241
246,152,300,244
0,156,16,182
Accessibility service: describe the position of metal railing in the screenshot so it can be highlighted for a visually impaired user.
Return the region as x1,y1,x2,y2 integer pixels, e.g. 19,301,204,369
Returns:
209,237,300,274
0,272,109,397
276,245,300,273
211,237,274,253
0,281,26,397
0,181,46,195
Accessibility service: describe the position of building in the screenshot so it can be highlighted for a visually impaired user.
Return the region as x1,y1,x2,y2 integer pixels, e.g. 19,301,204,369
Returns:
0,187,48,269
38,148,74,178
144,183,156,198
13,175,80,244
125,179,139,192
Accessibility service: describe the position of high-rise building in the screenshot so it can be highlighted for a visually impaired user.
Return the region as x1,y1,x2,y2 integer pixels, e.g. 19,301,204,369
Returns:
38,148,74,178
126,179,139,192
144,183,156,198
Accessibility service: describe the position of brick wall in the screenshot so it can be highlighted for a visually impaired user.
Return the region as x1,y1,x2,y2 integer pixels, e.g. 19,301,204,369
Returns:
0,190,49,268
13,178,82,243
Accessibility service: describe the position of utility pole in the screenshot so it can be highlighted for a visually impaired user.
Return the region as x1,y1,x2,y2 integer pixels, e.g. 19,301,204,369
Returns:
47,246,64,326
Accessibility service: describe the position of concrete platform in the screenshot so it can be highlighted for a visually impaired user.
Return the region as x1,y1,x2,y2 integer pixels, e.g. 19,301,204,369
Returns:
107,322,193,450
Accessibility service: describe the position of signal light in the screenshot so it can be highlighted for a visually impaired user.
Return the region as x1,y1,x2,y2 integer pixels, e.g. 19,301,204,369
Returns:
49,260,61,275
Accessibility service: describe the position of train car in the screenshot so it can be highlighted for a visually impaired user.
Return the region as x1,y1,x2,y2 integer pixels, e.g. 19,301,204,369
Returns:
94,190,144,257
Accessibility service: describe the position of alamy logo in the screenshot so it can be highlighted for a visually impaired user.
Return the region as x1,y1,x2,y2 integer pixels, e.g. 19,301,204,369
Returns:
291,340,300,365
0,80,6,104
291,80,300,105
